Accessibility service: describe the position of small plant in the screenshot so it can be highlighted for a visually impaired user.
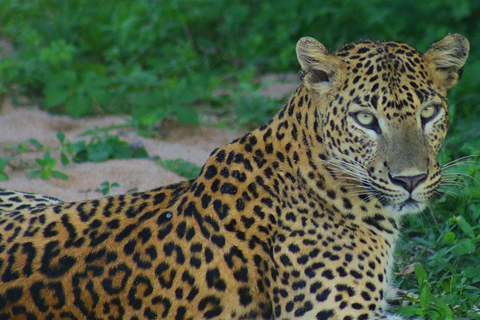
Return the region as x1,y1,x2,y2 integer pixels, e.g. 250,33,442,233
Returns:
158,158,201,180
95,181,120,196
446,215,477,255
0,157,11,180
26,152,68,180
72,130,149,163
394,166,480,319
0,130,150,181
397,264,454,320
26,138,48,152
3,138,69,180
56,131,77,165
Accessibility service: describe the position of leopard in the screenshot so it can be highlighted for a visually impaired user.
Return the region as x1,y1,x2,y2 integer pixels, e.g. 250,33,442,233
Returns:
0,33,469,320
0,189,63,214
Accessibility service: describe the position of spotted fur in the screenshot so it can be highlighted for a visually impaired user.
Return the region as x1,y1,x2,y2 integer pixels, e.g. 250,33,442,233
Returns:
0,34,469,319
0,189,63,214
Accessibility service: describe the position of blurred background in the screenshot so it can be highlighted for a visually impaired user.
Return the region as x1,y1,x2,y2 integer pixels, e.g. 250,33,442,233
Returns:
1,1,479,318
1,0,479,138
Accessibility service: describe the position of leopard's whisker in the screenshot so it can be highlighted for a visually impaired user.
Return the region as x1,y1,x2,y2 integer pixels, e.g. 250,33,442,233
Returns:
441,155,480,170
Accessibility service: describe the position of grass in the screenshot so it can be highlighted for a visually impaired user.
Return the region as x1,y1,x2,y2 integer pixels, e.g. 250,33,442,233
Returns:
394,158,480,319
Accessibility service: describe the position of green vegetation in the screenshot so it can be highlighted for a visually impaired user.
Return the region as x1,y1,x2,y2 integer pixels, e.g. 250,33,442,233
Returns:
95,181,121,196
79,181,121,196
26,151,69,180
395,158,480,319
3,1,477,132
1,138,67,180
0,0,479,318
158,158,202,180
0,130,149,180
71,129,149,162
0,157,11,181
0,130,199,180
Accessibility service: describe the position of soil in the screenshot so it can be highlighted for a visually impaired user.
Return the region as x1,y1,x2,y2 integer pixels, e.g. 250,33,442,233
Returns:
0,76,298,202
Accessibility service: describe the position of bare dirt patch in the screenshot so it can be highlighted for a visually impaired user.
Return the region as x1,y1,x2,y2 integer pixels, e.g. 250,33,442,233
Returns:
0,75,297,202
0,101,244,201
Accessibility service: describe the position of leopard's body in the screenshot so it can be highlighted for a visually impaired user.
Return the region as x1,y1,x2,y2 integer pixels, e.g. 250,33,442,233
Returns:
0,34,469,319
0,189,63,214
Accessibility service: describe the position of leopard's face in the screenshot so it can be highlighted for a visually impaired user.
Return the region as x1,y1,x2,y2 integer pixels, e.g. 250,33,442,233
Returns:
297,35,469,215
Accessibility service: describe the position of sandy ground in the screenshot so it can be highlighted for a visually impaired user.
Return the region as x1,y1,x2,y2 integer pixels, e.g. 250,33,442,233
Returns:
0,77,297,202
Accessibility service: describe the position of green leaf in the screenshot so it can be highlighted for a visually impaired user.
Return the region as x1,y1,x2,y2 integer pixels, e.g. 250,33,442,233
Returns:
51,171,69,179
35,157,46,166
44,86,70,108
45,156,57,169
432,297,453,320
464,267,480,279
73,150,88,163
158,158,201,180
28,139,44,150
419,285,432,310
131,146,149,158
396,305,422,317
414,264,427,287
39,39,75,65
456,215,475,239
111,144,133,159
0,157,10,180
26,170,41,179
444,231,456,244
61,152,70,166
87,143,113,162
72,140,87,152
453,238,476,255
65,93,91,117
468,203,480,221
57,131,66,143
95,181,120,195
0,157,10,170
425,310,440,320
46,69,78,87
40,168,52,180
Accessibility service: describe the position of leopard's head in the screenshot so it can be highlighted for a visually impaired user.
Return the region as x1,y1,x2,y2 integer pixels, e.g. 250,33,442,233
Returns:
296,34,469,215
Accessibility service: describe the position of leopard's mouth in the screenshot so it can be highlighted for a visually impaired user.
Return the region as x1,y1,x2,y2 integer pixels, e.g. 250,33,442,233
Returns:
384,198,427,215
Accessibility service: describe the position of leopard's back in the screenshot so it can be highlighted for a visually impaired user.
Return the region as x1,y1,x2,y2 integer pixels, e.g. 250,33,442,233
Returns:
0,189,63,213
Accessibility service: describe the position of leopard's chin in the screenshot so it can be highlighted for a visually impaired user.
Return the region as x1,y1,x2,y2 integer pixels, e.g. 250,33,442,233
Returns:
385,199,427,216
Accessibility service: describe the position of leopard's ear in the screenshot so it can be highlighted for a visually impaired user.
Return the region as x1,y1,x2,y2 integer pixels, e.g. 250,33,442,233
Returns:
424,34,470,90
296,37,343,94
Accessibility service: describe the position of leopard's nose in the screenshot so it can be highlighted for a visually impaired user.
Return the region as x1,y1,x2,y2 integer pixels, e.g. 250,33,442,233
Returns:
389,173,428,193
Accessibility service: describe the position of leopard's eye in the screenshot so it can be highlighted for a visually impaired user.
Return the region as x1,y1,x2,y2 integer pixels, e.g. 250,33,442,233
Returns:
355,112,375,126
420,105,440,123
352,111,381,134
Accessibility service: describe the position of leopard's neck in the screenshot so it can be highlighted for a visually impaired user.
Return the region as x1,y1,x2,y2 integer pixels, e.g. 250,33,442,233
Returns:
200,85,400,244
